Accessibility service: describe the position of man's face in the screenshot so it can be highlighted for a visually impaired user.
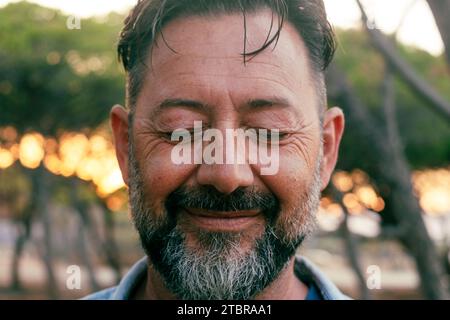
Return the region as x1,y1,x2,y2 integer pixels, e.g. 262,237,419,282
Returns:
111,10,344,299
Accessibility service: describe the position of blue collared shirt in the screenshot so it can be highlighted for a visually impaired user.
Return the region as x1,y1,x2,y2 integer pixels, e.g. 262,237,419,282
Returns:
82,255,351,300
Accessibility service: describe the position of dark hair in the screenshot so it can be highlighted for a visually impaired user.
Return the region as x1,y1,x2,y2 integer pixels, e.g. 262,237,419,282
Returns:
118,0,336,111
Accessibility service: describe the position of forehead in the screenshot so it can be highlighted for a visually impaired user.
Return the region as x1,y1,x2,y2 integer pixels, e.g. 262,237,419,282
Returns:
137,10,315,111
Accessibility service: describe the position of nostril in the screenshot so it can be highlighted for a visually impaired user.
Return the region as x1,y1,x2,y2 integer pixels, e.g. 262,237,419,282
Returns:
213,183,239,195
196,163,254,194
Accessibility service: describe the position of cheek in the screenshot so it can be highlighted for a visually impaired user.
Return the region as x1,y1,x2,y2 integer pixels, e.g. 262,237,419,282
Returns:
134,137,196,214
257,149,321,240
258,144,319,209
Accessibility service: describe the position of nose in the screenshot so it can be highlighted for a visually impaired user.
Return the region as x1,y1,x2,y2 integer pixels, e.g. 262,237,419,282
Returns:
194,121,256,194
196,162,254,195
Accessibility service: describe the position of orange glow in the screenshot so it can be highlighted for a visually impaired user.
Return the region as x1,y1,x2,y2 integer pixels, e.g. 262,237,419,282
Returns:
19,133,45,169
44,138,59,155
89,134,110,153
327,203,344,216
43,154,62,175
76,157,101,181
55,133,126,196
96,167,125,197
372,197,385,212
0,148,14,169
419,190,450,215
343,193,360,210
106,194,126,212
414,169,450,215
1,126,18,142
328,169,384,215
355,185,378,209
59,133,90,176
9,144,19,159
320,197,333,207
332,171,353,192
12,130,126,198
326,168,450,216
351,169,369,185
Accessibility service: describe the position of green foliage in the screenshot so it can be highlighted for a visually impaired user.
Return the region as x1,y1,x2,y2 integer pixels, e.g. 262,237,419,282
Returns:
332,29,450,170
0,2,125,136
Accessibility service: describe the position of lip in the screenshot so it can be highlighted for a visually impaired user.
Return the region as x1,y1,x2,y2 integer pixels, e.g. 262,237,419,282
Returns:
183,207,261,232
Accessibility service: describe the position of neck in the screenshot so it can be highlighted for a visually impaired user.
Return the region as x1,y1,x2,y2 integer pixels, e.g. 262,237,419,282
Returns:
134,256,308,300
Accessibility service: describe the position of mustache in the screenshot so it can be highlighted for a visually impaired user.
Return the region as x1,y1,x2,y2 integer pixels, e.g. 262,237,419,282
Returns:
165,185,279,215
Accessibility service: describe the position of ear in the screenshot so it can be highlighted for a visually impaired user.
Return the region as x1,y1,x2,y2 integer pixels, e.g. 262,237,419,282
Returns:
111,105,130,186
320,107,345,191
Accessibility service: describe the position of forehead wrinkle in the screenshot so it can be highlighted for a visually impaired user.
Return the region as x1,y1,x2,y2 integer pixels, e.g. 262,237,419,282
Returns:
146,74,300,114
147,13,311,83
149,11,275,61
192,50,300,70
140,69,304,122
149,49,304,88
148,59,303,100
137,13,316,121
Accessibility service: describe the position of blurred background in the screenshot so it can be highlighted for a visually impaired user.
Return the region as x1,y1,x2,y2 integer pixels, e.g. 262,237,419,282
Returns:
0,0,449,300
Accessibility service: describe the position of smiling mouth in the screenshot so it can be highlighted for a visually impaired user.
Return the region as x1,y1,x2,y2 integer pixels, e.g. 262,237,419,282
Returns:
183,207,262,232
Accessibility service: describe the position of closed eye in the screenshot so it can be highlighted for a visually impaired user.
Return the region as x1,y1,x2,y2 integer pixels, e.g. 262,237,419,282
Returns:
255,129,291,144
160,128,205,143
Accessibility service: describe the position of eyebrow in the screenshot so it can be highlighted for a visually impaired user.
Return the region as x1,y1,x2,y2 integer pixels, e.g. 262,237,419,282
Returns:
151,98,210,118
150,96,292,118
246,97,293,109
159,98,209,110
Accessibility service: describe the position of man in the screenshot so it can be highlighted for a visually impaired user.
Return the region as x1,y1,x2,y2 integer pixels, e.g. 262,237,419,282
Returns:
84,0,346,300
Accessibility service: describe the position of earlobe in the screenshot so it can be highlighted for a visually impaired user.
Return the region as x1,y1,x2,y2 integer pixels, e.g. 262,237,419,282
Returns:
110,104,130,186
320,107,345,191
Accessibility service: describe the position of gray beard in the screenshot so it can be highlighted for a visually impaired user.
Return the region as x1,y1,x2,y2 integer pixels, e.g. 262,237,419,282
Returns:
128,138,322,300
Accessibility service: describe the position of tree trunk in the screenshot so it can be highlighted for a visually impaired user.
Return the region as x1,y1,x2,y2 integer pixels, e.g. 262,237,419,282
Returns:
332,185,372,300
381,66,448,299
327,63,449,299
36,166,58,298
426,0,450,67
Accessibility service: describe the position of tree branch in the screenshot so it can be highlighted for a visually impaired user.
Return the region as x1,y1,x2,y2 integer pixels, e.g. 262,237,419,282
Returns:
426,0,450,67
355,0,450,121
